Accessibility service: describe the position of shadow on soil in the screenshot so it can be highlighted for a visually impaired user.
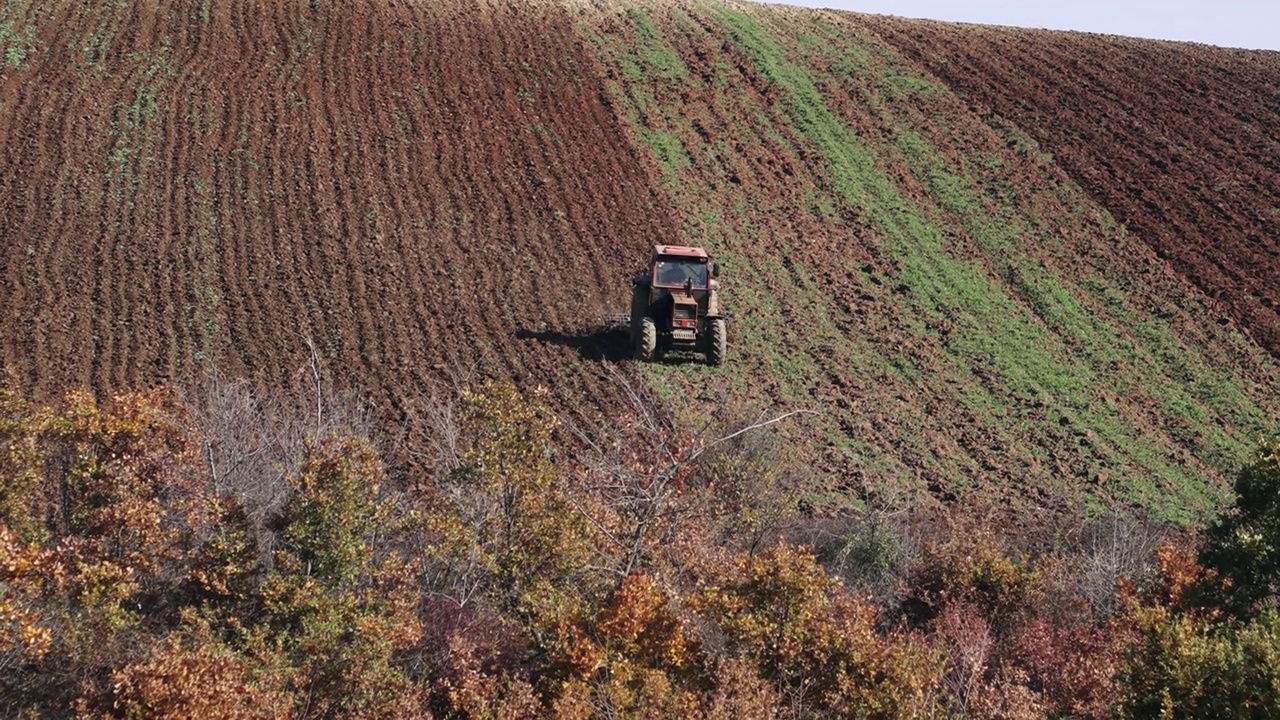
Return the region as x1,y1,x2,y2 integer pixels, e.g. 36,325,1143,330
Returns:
517,325,709,366
516,325,633,362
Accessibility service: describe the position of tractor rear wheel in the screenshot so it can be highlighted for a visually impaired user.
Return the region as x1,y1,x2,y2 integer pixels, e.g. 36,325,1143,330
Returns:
706,318,726,366
630,287,648,344
636,317,658,361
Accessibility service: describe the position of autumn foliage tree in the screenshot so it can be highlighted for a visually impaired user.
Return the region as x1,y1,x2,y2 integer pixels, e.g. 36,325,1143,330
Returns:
89,610,291,720
694,543,944,719
1117,440,1280,718
551,572,703,719
8,380,1260,718
422,382,594,628
0,389,215,712
0,386,426,717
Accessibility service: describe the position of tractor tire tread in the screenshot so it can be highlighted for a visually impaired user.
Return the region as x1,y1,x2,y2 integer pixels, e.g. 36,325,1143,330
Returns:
706,318,726,366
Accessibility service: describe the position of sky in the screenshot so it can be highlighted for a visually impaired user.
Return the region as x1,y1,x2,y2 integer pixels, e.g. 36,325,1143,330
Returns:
766,1,1280,51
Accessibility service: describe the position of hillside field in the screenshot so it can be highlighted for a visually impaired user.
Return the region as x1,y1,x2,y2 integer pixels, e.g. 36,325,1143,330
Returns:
0,0,1277,522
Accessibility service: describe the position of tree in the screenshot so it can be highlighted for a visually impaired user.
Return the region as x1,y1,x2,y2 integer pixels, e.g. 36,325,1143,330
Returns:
692,543,943,719
259,435,424,719
1119,604,1280,719
422,382,593,631
0,388,215,714
1200,437,1280,618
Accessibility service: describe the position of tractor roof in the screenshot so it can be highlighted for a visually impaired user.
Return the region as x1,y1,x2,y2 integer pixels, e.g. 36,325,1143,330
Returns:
652,244,709,259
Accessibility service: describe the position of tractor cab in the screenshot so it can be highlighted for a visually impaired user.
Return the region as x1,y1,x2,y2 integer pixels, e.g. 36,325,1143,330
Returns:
653,254,710,290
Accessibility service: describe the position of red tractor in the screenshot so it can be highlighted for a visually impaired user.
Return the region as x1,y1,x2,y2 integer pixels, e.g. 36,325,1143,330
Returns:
630,245,727,366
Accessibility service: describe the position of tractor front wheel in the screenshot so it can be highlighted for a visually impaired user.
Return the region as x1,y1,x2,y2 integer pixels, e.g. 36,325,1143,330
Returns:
706,318,726,366
636,317,658,361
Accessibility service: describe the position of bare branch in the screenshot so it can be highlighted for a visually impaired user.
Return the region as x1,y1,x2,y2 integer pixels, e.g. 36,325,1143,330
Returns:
301,335,324,434
686,409,821,465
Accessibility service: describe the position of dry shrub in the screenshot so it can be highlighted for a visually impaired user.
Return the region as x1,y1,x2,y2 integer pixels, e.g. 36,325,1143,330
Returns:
1009,618,1125,719
79,614,290,720
967,667,1045,720
184,376,376,557
694,543,944,719
410,597,529,695
553,668,700,720
935,602,994,716
902,510,1142,718
806,510,917,609
901,526,1045,633
702,657,782,720
434,632,538,720
0,386,44,543
1064,513,1167,619
548,573,703,720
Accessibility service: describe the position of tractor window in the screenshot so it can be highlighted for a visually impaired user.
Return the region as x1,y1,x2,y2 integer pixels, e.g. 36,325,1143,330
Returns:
654,259,708,288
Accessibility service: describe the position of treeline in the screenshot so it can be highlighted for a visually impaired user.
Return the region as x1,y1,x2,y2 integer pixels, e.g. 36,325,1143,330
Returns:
1,380,1278,718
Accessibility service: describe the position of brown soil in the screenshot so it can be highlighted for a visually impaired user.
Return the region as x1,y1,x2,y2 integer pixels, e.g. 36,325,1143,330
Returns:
866,18,1280,357
0,0,675,430
0,0,1276,516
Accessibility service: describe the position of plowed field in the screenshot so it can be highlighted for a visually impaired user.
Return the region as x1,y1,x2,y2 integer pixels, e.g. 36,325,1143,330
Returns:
0,0,673,429
867,18,1280,356
1,0,1277,521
